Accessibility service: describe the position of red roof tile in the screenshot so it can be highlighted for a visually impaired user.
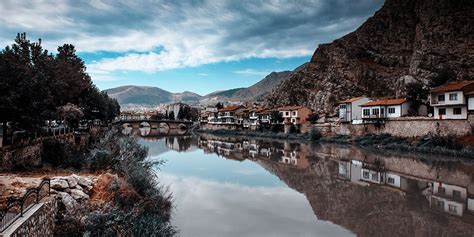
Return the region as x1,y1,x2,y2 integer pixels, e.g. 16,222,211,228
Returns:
339,96,367,103
218,105,243,112
431,81,474,93
360,98,407,107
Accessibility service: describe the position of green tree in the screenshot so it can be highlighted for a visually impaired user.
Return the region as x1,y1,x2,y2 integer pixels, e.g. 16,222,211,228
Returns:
405,82,428,115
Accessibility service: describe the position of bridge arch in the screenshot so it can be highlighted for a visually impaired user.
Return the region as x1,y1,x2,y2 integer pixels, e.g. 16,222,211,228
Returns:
140,121,151,128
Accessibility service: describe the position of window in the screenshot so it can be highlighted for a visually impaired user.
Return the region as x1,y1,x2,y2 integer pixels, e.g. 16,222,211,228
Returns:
453,190,462,200
388,108,396,114
285,112,289,116
453,107,462,115
448,204,457,213
292,111,297,116
371,173,379,181
339,104,346,109
380,108,384,115
372,108,379,116
438,187,446,195
449,93,458,101
363,109,370,116
439,108,446,115
363,171,369,179
437,94,445,102
388,177,395,184
436,200,444,208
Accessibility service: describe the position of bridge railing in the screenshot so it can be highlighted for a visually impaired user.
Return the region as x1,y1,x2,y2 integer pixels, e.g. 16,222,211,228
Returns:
0,178,51,232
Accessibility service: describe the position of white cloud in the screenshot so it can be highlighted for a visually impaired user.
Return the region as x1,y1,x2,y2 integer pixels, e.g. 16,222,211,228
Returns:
0,0,383,75
233,69,270,76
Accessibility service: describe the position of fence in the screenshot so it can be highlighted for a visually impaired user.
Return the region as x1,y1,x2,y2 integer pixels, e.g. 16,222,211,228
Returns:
0,178,50,232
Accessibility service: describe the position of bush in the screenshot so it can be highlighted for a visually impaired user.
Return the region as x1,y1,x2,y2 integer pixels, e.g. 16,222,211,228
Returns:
309,127,322,141
308,114,320,124
41,138,84,169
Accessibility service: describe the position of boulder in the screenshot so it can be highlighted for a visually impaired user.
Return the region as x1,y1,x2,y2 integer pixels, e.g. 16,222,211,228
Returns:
72,174,93,188
50,179,69,190
65,176,78,188
70,189,90,200
58,192,78,210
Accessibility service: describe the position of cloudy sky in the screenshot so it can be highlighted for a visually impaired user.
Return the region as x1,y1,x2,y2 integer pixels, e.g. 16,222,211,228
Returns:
0,0,383,95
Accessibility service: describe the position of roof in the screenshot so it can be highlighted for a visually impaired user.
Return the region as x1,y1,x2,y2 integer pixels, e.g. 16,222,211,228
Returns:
360,98,407,107
339,96,366,103
278,106,311,111
431,81,474,93
218,105,243,112
465,91,474,96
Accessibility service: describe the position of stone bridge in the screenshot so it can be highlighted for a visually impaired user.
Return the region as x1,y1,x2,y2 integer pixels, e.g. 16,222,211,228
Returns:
115,119,193,130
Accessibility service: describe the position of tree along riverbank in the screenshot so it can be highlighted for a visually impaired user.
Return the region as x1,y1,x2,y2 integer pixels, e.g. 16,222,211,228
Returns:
197,129,474,159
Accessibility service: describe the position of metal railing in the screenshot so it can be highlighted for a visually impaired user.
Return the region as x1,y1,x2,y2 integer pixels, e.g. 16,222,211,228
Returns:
0,178,50,232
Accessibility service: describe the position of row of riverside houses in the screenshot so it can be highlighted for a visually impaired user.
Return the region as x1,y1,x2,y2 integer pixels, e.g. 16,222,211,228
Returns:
199,105,313,132
339,81,474,124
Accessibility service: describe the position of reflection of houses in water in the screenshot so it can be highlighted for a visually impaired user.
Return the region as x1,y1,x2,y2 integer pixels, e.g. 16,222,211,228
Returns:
197,137,309,169
337,159,474,217
430,182,467,217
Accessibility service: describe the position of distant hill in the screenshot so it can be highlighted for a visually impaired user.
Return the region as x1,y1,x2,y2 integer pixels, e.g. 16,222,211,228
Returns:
104,85,202,109
201,64,307,103
105,64,306,109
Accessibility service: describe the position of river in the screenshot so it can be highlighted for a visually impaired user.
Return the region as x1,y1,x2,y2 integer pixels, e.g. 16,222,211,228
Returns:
130,128,474,237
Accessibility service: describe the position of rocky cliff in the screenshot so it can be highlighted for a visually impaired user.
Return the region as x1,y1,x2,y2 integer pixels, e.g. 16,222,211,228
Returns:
267,0,474,114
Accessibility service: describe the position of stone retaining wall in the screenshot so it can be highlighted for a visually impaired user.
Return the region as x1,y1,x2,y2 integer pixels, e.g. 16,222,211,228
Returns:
0,133,85,171
1,197,57,237
200,123,239,130
309,117,473,138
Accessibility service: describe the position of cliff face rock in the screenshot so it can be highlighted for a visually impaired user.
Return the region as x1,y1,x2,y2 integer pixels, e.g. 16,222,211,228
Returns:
267,0,474,114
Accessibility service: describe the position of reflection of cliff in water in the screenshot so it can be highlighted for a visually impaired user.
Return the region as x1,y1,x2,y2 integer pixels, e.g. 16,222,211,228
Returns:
198,134,474,236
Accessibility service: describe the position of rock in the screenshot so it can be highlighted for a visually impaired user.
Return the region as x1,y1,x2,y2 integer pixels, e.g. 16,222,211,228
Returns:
267,0,474,114
65,188,71,194
58,192,78,210
72,174,93,188
50,179,69,190
70,189,90,200
65,176,78,188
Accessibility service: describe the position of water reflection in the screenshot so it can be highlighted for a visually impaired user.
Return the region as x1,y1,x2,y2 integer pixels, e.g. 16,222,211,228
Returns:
137,130,474,236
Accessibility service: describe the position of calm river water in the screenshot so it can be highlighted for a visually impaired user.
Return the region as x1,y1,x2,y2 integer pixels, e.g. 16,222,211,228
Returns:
130,128,474,237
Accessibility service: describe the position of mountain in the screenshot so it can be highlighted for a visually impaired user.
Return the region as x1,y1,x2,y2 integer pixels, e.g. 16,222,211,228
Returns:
104,85,202,109
267,0,474,115
105,64,305,108
201,65,307,103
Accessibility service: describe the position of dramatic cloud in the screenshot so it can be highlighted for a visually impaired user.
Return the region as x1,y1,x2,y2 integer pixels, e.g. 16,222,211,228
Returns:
0,0,383,76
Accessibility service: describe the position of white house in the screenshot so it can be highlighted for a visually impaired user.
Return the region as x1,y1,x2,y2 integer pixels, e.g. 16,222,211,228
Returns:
338,96,370,124
360,98,410,119
385,172,401,188
430,81,474,119
278,106,312,125
360,168,385,185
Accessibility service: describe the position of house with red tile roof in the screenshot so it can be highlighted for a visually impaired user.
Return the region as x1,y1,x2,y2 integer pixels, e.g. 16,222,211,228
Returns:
217,105,245,124
278,106,312,125
360,98,410,119
338,96,370,124
430,81,474,119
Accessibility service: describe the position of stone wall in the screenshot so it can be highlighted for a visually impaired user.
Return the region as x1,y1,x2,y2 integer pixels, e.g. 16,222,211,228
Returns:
0,133,81,171
1,196,57,237
309,117,473,138
200,123,239,131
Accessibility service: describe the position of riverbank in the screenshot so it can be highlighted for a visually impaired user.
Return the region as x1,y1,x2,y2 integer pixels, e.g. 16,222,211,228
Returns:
0,128,177,236
197,129,474,159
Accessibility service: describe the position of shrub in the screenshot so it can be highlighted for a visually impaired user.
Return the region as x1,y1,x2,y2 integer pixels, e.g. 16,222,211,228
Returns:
308,114,320,124
309,127,322,141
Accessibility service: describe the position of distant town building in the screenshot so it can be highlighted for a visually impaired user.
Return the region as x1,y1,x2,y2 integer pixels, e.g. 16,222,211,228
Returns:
430,81,474,119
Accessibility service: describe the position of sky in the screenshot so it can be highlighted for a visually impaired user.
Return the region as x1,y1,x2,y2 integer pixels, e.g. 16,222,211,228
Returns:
0,0,383,95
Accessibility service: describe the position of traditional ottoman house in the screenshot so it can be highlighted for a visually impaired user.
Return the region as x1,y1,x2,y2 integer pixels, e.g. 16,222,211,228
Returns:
430,81,474,119
278,106,312,125
338,96,370,124
360,98,410,120
217,105,245,124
